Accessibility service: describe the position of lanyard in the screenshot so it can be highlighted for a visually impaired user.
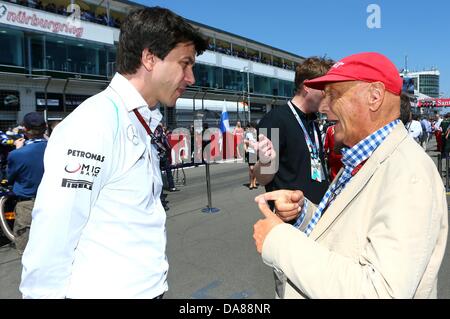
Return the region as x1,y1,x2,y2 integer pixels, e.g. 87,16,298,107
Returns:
287,101,320,158
133,109,168,157
133,108,152,135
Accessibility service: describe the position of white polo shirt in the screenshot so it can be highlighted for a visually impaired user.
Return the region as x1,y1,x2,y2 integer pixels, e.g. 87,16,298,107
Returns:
20,73,168,298
407,120,423,140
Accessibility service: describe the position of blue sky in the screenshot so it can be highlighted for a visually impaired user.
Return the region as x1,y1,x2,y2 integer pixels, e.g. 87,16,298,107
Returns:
136,0,449,97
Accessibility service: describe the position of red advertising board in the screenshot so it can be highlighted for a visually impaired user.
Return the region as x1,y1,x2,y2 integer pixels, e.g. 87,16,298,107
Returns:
417,98,450,107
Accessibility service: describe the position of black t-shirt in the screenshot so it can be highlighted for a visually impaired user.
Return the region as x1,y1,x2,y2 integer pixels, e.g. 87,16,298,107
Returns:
257,103,329,205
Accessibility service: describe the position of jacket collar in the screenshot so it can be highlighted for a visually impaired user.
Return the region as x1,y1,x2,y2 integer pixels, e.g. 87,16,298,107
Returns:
310,122,409,240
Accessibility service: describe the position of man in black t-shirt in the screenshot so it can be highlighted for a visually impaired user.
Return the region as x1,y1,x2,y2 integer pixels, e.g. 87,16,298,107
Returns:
255,57,334,208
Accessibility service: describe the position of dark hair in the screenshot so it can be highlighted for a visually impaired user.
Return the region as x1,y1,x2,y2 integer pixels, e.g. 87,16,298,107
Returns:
399,93,411,125
26,125,47,137
117,7,208,75
294,56,334,93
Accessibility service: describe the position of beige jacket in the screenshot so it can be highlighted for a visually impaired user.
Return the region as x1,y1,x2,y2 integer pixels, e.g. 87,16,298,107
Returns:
262,123,448,298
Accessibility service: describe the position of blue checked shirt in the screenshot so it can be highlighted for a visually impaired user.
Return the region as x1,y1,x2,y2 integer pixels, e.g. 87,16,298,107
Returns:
294,119,400,236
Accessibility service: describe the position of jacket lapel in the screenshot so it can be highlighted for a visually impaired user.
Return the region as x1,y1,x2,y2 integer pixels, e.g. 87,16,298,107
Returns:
309,123,409,241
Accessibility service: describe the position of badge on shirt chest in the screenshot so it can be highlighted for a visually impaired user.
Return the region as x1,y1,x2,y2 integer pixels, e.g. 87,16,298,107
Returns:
127,124,139,145
311,157,324,182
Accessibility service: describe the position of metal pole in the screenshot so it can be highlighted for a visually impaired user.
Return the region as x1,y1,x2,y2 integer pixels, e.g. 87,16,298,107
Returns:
247,69,251,123
201,163,219,213
44,76,51,124
201,128,220,214
106,0,111,26
62,78,70,113
27,37,32,76
405,55,408,74
236,100,239,122
242,90,245,123
205,163,212,207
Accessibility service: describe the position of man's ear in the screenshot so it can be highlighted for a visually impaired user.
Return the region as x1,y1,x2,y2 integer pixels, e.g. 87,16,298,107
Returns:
300,84,308,97
141,48,157,72
368,82,385,112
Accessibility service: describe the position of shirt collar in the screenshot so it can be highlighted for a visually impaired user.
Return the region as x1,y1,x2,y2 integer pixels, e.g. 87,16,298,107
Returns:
109,72,149,112
109,73,163,132
140,106,163,133
341,119,400,169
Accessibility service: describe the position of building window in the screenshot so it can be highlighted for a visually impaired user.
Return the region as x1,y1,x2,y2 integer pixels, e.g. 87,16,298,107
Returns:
65,94,91,111
0,28,24,67
36,92,91,111
36,92,63,112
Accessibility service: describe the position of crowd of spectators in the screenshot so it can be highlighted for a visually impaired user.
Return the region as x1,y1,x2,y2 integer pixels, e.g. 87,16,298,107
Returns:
8,1,296,70
6,0,122,28
207,42,296,70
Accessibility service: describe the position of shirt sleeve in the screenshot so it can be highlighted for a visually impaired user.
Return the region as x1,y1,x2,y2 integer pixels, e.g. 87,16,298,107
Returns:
292,198,317,232
20,100,117,298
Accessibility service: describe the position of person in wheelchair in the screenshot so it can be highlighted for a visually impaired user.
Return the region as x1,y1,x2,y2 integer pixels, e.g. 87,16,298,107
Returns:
7,112,47,255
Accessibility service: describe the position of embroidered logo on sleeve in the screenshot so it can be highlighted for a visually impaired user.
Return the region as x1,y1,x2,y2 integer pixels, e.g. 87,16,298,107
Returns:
64,163,81,173
62,149,105,190
67,149,105,162
64,163,101,177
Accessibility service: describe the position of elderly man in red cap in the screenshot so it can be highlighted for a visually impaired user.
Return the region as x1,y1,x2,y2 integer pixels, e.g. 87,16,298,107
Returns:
253,52,448,298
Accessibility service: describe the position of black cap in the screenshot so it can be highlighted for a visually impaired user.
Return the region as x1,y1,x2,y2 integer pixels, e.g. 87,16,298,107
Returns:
22,112,46,129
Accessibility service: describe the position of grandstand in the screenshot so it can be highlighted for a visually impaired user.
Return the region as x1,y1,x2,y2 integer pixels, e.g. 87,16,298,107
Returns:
0,0,304,130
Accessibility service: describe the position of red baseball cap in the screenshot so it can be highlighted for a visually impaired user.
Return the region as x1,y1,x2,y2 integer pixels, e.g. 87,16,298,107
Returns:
304,52,402,95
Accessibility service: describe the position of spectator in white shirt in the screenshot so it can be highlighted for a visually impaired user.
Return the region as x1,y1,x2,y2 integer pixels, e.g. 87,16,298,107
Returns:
434,114,443,131
20,7,207,299
406,113,423,143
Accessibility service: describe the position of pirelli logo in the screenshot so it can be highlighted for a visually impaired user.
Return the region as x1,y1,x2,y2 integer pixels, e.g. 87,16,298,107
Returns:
61,178,93,190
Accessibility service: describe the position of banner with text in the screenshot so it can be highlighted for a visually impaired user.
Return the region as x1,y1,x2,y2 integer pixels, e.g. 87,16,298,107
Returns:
0,1,114,45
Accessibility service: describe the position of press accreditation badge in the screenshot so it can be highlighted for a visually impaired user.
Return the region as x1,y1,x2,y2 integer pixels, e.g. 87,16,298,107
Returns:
311,158,323,182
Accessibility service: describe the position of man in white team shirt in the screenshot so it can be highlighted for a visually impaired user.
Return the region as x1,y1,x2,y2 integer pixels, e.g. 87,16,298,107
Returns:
20,7,207,299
